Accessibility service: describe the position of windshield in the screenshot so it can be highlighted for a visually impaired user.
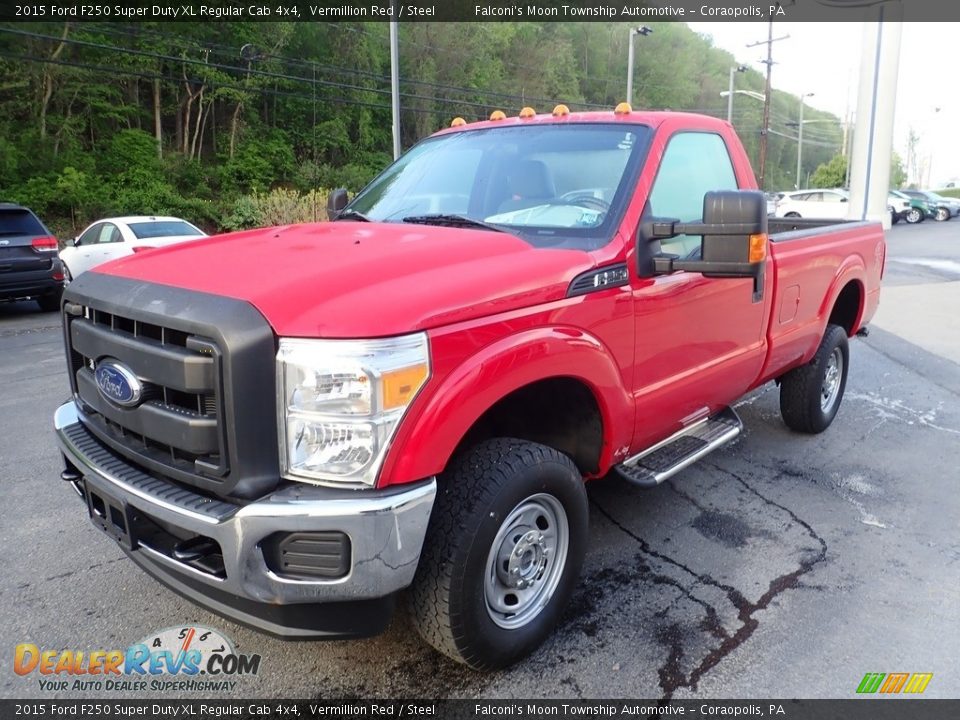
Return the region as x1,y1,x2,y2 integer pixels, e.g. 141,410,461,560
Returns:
128,220,204,239
347,123,650,249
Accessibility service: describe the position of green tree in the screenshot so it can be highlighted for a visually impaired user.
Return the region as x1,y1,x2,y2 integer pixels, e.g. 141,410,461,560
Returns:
811,155,847,189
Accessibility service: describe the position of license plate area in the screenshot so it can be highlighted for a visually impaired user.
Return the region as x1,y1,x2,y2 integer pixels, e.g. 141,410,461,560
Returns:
84,475,138,551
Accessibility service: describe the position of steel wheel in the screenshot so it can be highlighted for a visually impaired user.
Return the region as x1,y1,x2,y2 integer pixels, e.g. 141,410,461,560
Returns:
484,493,569,630
820,347,844,413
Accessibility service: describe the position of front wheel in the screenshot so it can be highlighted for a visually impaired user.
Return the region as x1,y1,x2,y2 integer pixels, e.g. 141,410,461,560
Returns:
409,438,588,670
784,211,801,218
779,324,850,434
905,207,923,224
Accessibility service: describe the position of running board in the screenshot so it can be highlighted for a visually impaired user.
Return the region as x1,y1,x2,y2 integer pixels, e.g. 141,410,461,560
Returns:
614,407,743,488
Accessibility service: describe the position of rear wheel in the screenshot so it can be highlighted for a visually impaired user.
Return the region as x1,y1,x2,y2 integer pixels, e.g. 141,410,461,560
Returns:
37,289,62,313
785,211,801,218
409,438,588,670
935,207,950,222
779,324,849,434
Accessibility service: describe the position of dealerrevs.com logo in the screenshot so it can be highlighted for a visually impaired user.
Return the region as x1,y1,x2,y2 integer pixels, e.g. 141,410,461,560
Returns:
14,626,261,693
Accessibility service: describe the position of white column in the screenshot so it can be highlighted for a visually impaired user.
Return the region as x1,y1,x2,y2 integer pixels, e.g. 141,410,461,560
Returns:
847,4,903,229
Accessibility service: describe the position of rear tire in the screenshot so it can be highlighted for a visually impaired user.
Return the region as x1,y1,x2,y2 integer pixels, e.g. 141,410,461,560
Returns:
935,207,949,222
409,438,588,670
37,289,62,313
779,324,849,434
785,212,801,218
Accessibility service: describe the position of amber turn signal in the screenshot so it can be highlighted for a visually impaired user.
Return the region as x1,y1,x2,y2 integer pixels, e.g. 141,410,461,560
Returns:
748,233,768,263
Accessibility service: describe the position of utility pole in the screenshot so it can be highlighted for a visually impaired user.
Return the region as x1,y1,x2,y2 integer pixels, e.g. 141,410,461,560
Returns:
747,16,788,190
727,65,747,124
795,92,813,190
626,26,653,105
389,13,401,160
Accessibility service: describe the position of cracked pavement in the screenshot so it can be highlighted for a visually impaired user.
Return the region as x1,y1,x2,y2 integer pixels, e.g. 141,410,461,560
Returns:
2,222,958,699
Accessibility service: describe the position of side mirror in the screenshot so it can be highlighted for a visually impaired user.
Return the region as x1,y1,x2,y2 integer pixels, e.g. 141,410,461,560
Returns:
649,190,767,295
841,197,848,203
72,237,80,247
326,188,349,220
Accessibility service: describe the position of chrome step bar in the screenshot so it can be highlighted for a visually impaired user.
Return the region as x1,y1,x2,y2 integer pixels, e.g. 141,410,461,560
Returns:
614,407,742,488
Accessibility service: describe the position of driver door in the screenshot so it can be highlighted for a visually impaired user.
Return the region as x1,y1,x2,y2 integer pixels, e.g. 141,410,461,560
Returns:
630,131,769,451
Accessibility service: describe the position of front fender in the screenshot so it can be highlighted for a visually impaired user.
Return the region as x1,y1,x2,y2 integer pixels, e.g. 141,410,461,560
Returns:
378,326,634,487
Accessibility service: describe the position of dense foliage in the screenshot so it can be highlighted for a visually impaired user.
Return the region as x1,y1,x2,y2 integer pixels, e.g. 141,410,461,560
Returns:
0,21,844,239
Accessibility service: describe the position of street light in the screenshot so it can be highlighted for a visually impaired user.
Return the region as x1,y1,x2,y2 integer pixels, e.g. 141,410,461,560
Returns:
720,89,767,104
626,26,653,106
794,92,814,189
726,65,748,123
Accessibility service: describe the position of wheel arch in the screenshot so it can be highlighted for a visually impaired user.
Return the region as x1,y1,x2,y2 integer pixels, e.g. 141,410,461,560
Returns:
378,327,634,487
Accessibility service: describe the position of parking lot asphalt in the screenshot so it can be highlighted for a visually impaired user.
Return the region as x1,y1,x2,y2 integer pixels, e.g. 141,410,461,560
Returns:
1,220,958,700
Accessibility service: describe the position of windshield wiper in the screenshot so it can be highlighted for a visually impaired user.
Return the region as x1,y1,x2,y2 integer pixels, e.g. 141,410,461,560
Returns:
332,209,370,222
402,214,506,233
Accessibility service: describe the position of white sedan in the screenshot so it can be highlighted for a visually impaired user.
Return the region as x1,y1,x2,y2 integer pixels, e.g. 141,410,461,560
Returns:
59,216,207,280
774,189,851,220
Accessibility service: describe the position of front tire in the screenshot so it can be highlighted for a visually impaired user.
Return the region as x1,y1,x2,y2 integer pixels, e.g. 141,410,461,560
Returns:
779,324,849,434
409,438,588,670
785,212,801,218
905,207,923,224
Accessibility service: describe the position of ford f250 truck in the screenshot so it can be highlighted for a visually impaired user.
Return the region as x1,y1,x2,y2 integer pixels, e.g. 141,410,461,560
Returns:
54,105,884,670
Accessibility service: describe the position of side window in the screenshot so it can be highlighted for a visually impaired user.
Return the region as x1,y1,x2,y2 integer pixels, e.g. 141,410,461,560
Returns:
806,192,824,203
76,224,102,247
97,224,121,244
821,192,844,204
648,132,738,257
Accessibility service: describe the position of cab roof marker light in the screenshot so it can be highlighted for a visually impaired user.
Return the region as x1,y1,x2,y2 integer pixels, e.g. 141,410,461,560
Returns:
450,117,466,127
489,110,506,121
552,104,570,117
519,107,536,119
615,102,633,115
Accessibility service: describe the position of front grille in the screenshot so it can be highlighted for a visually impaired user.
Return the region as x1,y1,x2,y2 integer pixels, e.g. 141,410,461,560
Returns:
67,304,228,485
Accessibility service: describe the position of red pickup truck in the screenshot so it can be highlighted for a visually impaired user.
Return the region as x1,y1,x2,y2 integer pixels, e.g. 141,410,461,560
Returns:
54,106,884,670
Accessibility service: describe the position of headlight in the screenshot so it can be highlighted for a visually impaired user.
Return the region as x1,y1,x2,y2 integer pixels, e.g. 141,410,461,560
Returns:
277,334,430,486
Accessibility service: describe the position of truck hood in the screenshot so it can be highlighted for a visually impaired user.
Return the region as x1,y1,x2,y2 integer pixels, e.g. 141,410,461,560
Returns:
100,222,595,337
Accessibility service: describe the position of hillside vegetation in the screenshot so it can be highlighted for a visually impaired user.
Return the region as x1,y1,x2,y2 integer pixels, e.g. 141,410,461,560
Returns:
0,21,843,238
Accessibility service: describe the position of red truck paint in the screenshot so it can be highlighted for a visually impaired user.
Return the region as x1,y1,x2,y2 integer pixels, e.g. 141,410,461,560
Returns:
101,111,883,489
57,108,886,668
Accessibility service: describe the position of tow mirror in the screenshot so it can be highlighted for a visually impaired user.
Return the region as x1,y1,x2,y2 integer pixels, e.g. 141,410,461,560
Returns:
649,190,767,298
326,188,349,220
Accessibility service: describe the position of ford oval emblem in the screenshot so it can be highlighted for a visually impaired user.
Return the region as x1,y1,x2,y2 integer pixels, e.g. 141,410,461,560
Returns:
94,360,143,407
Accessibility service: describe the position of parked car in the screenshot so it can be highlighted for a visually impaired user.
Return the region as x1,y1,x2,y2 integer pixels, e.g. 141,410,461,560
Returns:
924,191,960,219
899,190,954,222
887,191,911,225
59,216,206,280
891,190,934,224
0,202,65,311
54,108,884,670
765,191,782,216
774,188,850,220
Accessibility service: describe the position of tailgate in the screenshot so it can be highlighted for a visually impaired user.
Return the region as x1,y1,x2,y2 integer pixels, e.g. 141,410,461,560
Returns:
0,234,54,274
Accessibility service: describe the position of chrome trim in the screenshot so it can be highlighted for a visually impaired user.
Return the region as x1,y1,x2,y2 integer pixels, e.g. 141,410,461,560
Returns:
55,401,436,604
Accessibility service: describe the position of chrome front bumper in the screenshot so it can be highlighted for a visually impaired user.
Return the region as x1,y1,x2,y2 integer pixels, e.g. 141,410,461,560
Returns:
54,401,436,637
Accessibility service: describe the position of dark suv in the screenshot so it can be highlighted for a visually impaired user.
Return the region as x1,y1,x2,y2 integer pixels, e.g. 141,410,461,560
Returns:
0,203,65,311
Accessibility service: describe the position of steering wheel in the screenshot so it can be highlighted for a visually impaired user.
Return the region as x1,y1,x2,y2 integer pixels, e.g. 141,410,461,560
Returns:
557,193,611,212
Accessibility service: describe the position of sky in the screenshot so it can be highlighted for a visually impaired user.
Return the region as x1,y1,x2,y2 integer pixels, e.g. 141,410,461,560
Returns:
687,21,958,187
